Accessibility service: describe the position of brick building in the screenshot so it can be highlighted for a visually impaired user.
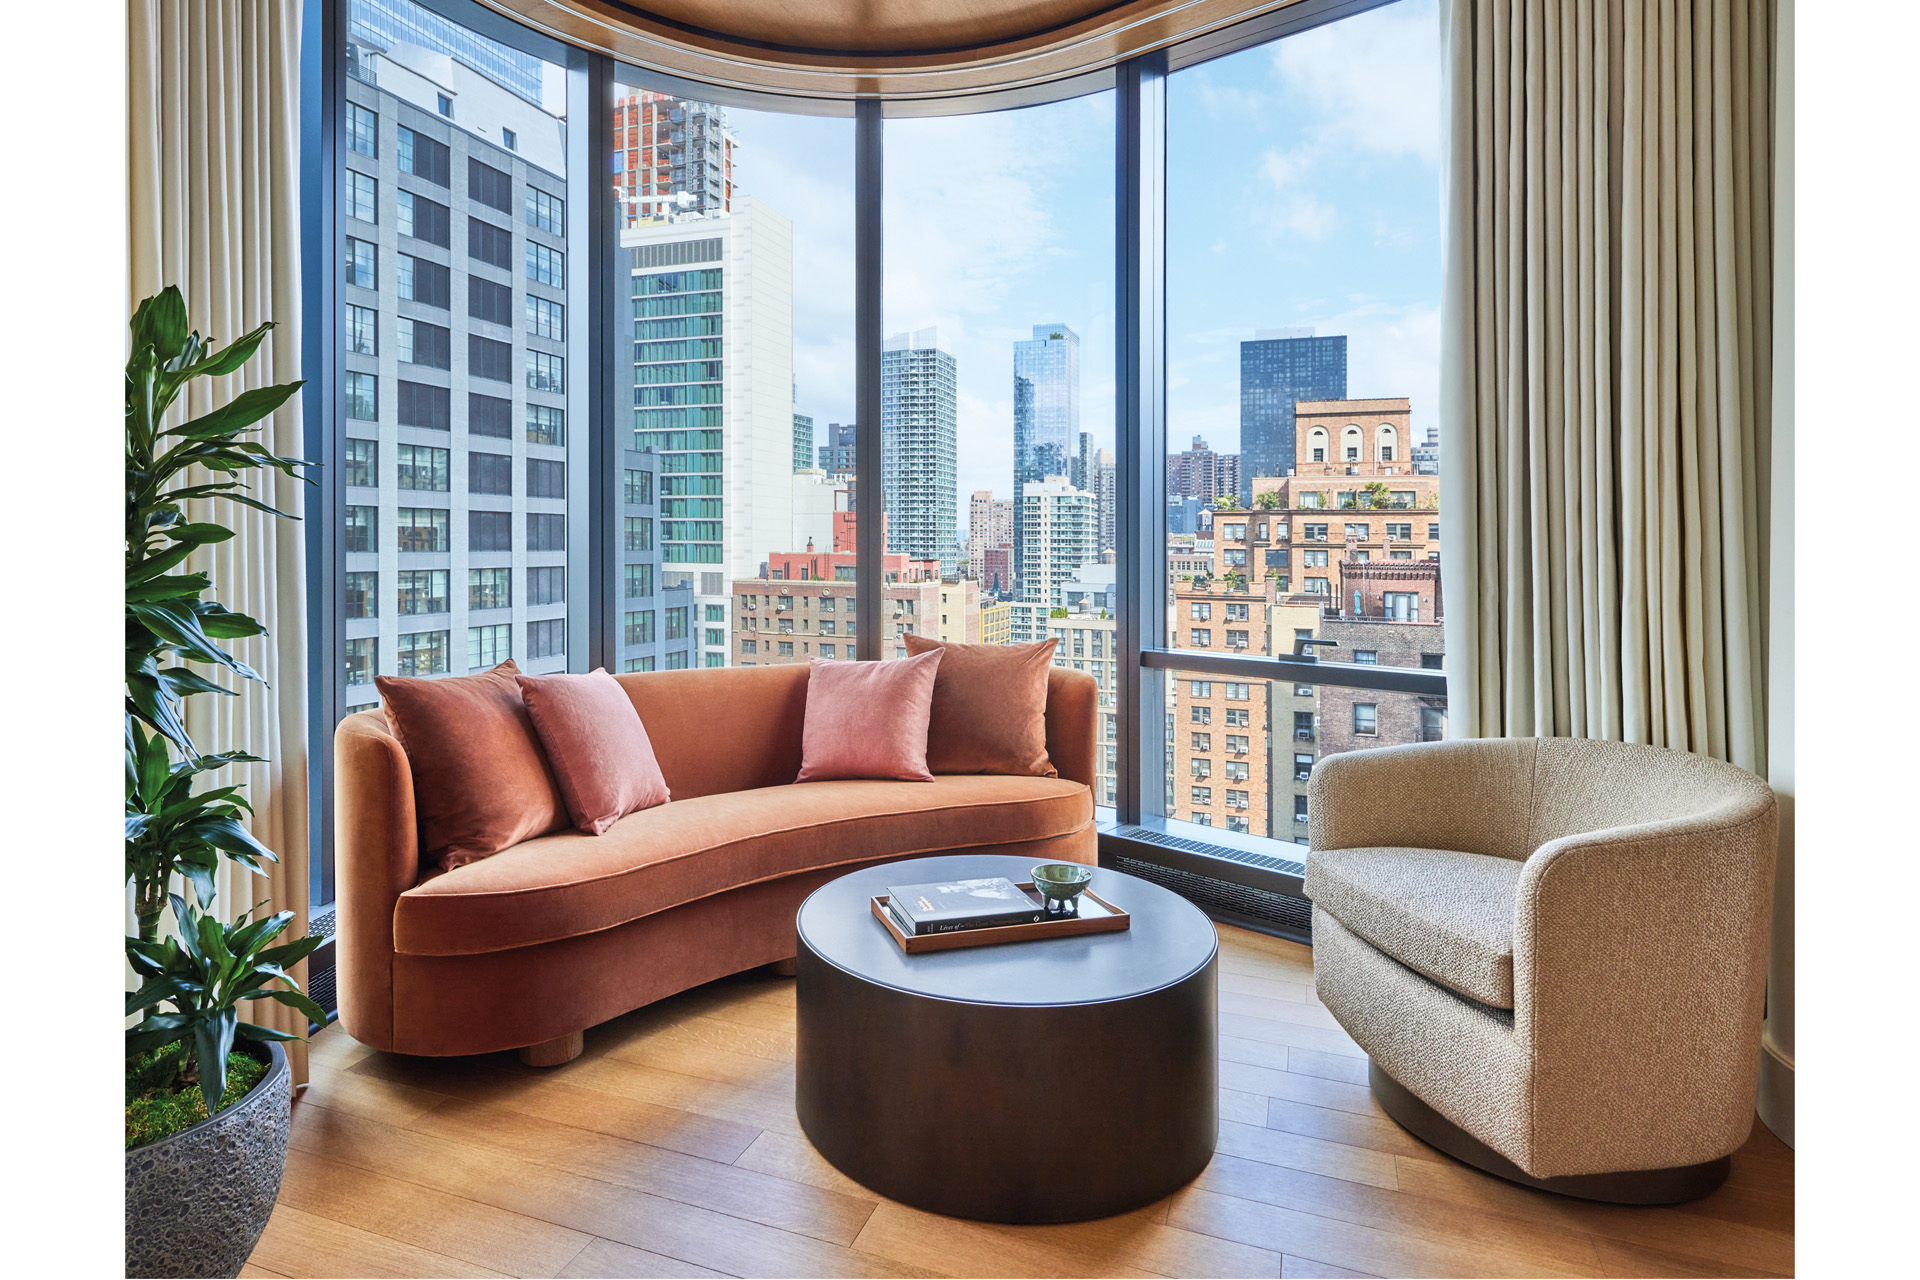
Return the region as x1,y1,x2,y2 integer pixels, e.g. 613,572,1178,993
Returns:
1250,397,1440,605
1315,558,1448,784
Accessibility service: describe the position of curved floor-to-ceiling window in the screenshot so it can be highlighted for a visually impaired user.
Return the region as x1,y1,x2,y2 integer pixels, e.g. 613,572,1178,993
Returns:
607,77,855,674
882,96,1119,802
1160,0,1445,846
309,0,1448,964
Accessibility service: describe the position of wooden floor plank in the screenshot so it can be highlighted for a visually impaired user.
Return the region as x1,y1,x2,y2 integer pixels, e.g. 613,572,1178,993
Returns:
1192,1151,1606,1275
1218,1012,1369,1060
853,1199,1275,1280
246,1203,511,1278
258,923,1792,1280
1168,1186,1598,1279
351,1050,762,1163
1219,1086,1272,1126
1215,1119,1401,1190
1280,1256,1378,1279
296,1066,449,1129
1219,968,1317,1005
1219,1058,1388,1119
238,1265,291,1279
275,1145,592,1277
404,1095,879,1246
559,1052,807,1137
1262,1097,1443,1163
1221,990,1350,1032
287,1106,907,1279
1393,1153,1795,1277
1285,1047,1371,1087
556,1237,735,1279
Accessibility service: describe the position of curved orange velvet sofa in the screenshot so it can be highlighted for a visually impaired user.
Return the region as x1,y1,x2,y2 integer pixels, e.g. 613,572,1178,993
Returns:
336,662,1098,1057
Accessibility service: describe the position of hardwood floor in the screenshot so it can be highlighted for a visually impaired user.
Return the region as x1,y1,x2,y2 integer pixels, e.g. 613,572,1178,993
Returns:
251,927,1794,1279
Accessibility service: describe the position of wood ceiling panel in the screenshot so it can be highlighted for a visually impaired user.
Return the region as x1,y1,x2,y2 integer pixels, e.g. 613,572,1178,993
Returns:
473,0,1306,103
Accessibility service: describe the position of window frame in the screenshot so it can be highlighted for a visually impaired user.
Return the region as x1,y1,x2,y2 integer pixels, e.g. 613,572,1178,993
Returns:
305,0,1443,962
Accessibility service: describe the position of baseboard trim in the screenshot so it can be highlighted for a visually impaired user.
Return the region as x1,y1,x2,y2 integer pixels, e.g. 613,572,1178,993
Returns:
1757,1037,1795,1147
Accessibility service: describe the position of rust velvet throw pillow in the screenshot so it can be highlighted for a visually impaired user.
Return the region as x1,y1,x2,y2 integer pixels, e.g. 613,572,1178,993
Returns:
517,669,671,835
376,660,568,870
795,650,944,783
903,634,1059,777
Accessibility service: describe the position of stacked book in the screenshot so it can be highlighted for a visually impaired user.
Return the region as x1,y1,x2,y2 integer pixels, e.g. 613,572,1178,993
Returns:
884,876,1045,937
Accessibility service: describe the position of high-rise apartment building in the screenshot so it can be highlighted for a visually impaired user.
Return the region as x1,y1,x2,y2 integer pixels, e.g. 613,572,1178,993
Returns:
1092,447,1117,558
622,197,795,668
617,448,697,672
1166,436,1241,504
1412,424,1440,475
1239,327,1347,502
339,11,582,707
1013,323,1080,595
967,490,1014,591
816,421,855,474
792,411,814,473
1012,477,1094,641
612,91,734,224
348,0,548,103
881,329,959,575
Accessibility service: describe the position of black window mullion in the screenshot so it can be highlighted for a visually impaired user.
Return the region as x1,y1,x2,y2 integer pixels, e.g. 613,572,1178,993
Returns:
854,99,883,660
1116,52,1168,826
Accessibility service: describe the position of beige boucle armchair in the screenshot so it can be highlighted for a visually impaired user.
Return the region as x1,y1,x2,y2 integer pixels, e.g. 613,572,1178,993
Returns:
1304,737,1776,1204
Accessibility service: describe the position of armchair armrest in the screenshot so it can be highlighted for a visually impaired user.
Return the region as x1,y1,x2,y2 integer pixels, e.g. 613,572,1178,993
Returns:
1514,795,1776,1175
334,711,420,1051
1044,667,1099,792
1307,738,1539,859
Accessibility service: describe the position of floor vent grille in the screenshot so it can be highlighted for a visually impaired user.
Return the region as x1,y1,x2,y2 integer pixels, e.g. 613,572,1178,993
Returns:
1108,825,1306,878
1107,855,1315,940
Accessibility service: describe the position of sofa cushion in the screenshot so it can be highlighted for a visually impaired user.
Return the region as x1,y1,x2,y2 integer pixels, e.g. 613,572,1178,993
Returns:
376,660,568,870
904,634,1059,777
1304,846,1522,1008
518,669,671,835
394,774,1095,956
795,650,943,783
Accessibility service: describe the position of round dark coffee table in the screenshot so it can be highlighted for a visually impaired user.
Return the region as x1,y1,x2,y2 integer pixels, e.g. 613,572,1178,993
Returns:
794,853,1218,1224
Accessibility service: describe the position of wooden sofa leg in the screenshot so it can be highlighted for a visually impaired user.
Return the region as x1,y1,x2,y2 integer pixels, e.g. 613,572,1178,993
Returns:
770,957,798,977
518,1030,584,1067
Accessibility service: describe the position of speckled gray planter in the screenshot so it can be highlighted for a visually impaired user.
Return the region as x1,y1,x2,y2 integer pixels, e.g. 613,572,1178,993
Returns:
125,1042,290,1279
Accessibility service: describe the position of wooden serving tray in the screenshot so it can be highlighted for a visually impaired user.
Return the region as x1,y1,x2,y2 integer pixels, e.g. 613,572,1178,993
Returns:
871,882,1131,953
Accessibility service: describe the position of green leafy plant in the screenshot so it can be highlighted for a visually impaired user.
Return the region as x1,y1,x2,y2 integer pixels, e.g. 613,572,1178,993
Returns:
1253,491,1282,510
124,285,314,1134
1362,480,1391,509
126,287,305,758
1212,494,1240,511
127,897,324,1118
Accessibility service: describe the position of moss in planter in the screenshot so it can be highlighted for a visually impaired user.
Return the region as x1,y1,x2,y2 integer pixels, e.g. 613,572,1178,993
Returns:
125,1042,268,1150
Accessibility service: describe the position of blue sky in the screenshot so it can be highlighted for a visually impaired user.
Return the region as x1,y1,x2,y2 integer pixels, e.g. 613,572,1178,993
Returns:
718,0,1440,515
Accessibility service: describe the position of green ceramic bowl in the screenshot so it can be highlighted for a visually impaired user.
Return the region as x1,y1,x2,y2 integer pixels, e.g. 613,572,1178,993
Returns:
1030,862,1094,909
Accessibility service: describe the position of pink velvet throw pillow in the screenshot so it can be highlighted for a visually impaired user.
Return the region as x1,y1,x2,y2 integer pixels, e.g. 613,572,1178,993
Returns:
516,669,671,834
795,650,944,783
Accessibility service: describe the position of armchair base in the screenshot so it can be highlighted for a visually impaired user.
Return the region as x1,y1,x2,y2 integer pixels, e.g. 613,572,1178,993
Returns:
1370,1061,1731,1205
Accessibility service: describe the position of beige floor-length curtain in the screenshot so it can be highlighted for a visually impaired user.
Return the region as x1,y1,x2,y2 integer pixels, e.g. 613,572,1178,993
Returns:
1438,0,1773,776
128,0,311,1083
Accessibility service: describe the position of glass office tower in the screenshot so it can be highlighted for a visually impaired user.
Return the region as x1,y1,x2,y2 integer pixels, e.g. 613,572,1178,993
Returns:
1011,323,1080,598
1238,329,1347,502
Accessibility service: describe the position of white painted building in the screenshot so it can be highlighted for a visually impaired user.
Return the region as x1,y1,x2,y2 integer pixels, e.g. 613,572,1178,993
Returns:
621,197,795,665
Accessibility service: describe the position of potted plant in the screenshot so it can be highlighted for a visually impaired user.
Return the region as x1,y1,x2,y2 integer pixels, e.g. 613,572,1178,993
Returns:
124,287,319,1279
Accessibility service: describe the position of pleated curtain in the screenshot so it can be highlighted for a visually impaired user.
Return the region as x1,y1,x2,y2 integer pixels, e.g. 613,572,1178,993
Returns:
1438,0,1774,775
128,0,311,1083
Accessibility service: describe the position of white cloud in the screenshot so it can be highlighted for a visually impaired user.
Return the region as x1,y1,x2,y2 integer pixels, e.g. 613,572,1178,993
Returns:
1272,0,1442,167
